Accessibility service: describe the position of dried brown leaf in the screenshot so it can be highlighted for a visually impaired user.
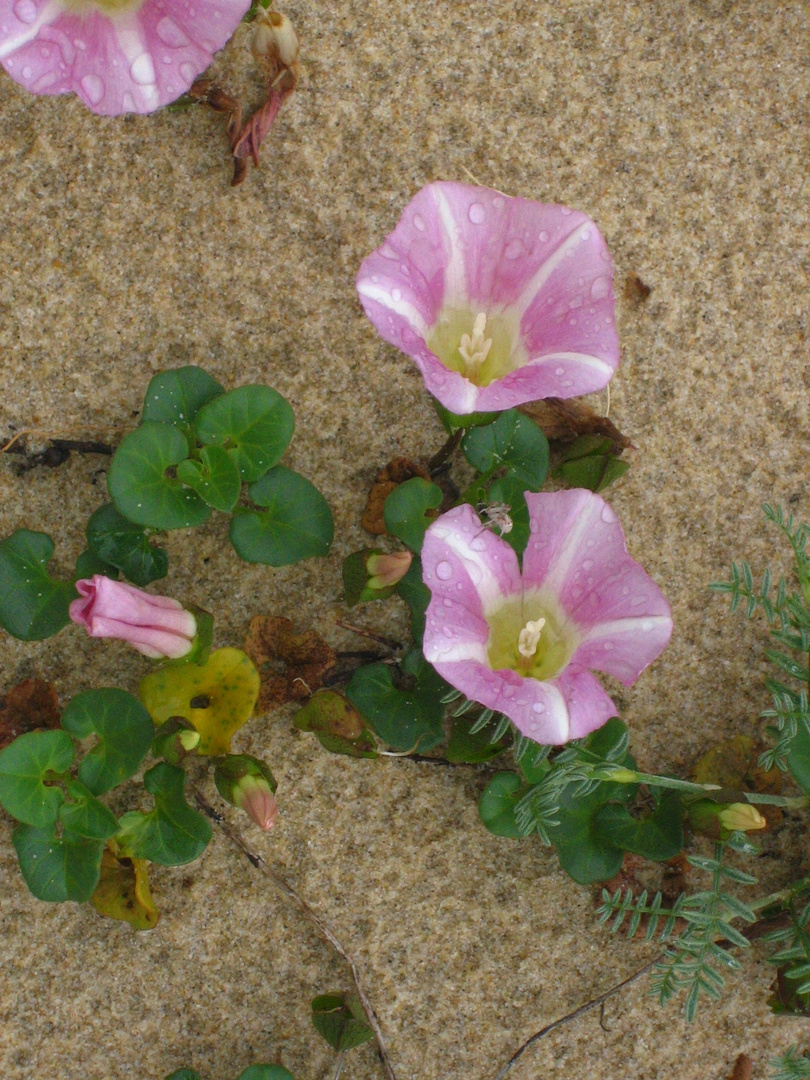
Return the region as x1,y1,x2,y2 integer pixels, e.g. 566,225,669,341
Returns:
244,616,337,708
0,678,60,750
624,272,652,304
361,457,432,535
519,397,631,451
728,1053,753,1080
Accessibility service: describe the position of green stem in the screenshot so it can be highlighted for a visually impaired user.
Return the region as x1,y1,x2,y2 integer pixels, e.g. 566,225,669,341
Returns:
749,872,810,916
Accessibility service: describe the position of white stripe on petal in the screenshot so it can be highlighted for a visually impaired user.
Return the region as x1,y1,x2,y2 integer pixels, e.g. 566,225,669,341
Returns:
537,492,595,599
355,282,428,335
114,15,159,109
424,640,488,664
527,351,614,378
511,221,593,320
579,615,673,643
0,0,60,60
433,185,467,308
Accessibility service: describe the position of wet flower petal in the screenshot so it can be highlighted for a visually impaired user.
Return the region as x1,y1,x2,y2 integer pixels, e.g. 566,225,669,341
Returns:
357,182,619,415
422,492,671,744
0,0,250,115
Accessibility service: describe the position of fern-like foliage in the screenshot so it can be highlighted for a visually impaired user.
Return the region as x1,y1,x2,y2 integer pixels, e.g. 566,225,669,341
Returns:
764,900,810,995
771,1047,810,1080
598,839,757,1021
713,504,810,773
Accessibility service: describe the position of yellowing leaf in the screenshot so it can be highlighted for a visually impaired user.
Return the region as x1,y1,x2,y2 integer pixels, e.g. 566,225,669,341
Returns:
139,648,260,756
90,843,159,930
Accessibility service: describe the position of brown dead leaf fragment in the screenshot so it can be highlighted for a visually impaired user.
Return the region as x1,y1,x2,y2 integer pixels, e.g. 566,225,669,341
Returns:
361,457,432,535
0,678,60,750
519,397,632,452
244,616,337,709
728,1053,753,1080
624,272,652,304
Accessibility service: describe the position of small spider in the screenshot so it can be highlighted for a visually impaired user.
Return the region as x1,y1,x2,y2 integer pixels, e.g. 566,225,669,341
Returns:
476,501,513,536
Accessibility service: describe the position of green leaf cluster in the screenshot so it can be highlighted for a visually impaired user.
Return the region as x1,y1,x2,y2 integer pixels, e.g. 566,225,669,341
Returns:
104,366,332,568
0,687,212,904
347,648,450,752
479,718,684,883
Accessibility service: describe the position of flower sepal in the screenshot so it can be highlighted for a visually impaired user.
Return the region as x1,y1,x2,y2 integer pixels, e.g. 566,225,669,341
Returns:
159,607,214,669
431,397,500,432
215,753,279,832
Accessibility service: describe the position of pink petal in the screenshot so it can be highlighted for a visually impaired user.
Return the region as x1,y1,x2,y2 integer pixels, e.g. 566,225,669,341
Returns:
422,504,522,634
522,491,672,684
550,667,617,740
0,0,251,115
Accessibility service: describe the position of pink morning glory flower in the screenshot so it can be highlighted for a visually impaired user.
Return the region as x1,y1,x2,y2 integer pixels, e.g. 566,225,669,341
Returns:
70,575,197,658
356,182,619,415
0,0,250,115
422,491,672,744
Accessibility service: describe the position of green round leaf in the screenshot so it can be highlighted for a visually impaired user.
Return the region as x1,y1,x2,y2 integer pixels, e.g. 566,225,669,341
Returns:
431,396,499,431
294,692,378,759
0,530,77,640
61,688,155,795
13,821,104,902
383,478,443,553
395,555,431,643
478,772,525,838
74,549,119,580
238,1068,295,1080
461,409,549,490
0,730,74,826
108,421,211,530
176,445,241,513
346,649,447,752
59,780,119,840
86,503,168,586
593,791,684,861
229,466,334,566
115,762,212,865
194,385,295,483
142,366,225,435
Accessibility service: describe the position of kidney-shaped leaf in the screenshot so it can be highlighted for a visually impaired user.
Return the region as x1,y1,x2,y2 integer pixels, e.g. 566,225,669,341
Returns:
141,366,225,435
478,772,525,838
60,689,155,796
383,478,443,553
347,649,447,752
115,762,212,865
90,843,159,930
108,421,211,530
0,530,77,640
0,729,74,826
230,466,334,566
462,409,549,491
85,503,168,587
139,648,260,756
194,385,295,483
13,821,104,902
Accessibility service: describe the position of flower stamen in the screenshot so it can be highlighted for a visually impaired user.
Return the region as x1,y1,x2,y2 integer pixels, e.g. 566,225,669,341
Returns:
518,618,546,659
458,312,493,373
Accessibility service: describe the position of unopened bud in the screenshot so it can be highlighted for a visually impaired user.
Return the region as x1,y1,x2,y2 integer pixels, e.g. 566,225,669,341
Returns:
718,802,767,834
366,550,412,590
233,774,279,831
251,9,300,68
178,728,201,752
152,717,200,764
689,798,767,839
214,753,278,831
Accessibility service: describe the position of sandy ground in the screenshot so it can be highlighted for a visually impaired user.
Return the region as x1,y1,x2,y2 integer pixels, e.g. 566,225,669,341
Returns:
0,1,808,1078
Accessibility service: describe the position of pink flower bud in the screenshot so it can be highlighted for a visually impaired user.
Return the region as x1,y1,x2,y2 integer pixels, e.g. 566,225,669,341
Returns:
69,576,197,660
232,775,279,831
366,550,413,590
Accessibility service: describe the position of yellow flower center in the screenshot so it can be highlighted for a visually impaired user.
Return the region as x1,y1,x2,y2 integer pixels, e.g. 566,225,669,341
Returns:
426,308,527,386
486,594,576,680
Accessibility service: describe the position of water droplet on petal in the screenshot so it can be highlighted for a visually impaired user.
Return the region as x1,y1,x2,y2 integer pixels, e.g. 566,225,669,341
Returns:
561,206,572,216
504,238,525,260
435,561,453,581
603,642,614,651
180,60,197,82
591,276,610,300
21,64,32,79
130,53,156,85
413,213,426,231
600,504,617,524
391,287,402,301
532,701,546,713
156,15,191,47
13,0,37,23
538,230,549,242
468,202,486,225
80,73,104,104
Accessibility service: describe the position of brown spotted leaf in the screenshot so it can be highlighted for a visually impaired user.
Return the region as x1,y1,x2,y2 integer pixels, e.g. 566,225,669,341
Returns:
244,616,336,708
89,843,159,931
0,678,60,750
518,397,631,452
294,691,378,758
362,458,432,535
